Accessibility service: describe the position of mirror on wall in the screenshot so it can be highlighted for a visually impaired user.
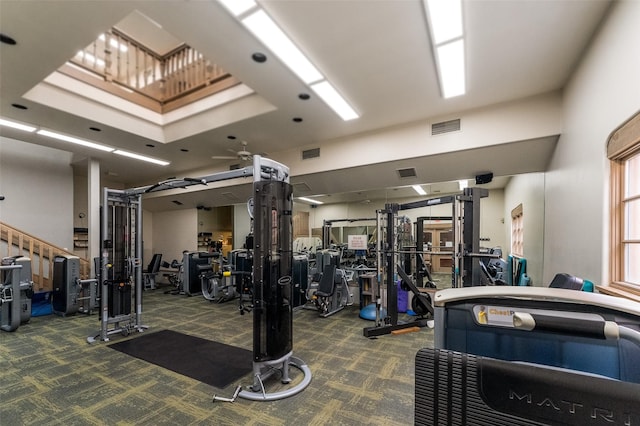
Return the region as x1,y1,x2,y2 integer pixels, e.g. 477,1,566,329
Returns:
197,205,233,256
298,172,546,286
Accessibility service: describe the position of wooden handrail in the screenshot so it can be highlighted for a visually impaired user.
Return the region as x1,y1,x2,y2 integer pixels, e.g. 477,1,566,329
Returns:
0,221,90,292
66,28,233,111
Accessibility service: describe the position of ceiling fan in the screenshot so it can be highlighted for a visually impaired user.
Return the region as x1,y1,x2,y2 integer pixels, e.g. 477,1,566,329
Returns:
211,140,255,161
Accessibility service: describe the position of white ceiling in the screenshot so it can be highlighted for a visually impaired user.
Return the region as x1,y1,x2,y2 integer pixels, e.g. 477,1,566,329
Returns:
0,0,612,210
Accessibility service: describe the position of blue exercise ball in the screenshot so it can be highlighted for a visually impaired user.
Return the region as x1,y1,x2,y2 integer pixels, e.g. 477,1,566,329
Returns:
359,303,387,321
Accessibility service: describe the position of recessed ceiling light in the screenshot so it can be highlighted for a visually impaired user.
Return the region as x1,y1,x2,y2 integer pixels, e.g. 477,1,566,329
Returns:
89,127,101,132
292,117,303,123
251,52,267,63
11,103,27,110
423,0,466,99
298,93,310,100
0,33,16,45
436,39,466,98
424,0,463,45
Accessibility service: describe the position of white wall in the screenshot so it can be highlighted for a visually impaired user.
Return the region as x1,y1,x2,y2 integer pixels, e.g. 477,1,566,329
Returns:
233,203,252,249
0,136,74,249
142,209,153,265
151,209,198,263
505,173,545,285
544,0,640,285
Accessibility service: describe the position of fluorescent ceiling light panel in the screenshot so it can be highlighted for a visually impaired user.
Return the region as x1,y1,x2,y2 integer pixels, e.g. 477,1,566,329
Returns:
297,197,324,205
37,129,114,152
412,185,427,196
0,118,37,132
425,0,463,44
242,9,323,84
436,39,466,98
113,149,170,166
218,0,257,16
310,81,359,121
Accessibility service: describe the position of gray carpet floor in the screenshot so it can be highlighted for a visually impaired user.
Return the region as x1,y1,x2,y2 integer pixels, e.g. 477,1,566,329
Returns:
0,275,449,425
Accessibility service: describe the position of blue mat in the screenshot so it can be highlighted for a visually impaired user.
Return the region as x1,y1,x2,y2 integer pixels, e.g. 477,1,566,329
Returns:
31,292,52,316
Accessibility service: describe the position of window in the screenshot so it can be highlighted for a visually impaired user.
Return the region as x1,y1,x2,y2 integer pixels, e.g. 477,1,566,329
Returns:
605,111,640,297
624,153,640,284
511,204,524,257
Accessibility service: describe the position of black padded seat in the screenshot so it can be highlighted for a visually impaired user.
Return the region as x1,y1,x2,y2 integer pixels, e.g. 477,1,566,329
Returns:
315,264,336,298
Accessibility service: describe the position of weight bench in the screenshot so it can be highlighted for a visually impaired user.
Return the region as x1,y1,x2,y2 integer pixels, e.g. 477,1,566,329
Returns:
143,253,162,290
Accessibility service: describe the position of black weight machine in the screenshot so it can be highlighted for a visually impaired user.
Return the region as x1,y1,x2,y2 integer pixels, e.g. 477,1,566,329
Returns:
85,156,311,400
87,188,147,343
363,188,489,338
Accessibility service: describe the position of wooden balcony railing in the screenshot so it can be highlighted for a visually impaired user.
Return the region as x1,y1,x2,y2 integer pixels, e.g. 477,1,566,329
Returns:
62,28,239,113
0,221,90,293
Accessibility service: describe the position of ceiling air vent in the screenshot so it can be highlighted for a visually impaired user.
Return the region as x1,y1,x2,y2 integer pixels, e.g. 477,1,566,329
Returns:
302,147,320,160
229,163,241,170
397,168,417,179
292,182,312,193
432,118,461,135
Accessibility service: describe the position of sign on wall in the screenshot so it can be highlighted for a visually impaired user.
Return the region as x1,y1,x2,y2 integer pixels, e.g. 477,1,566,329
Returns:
348,235,368,250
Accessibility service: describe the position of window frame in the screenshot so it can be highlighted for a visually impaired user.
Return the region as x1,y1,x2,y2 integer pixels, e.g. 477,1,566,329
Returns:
511,203,524,258
601,111,640,300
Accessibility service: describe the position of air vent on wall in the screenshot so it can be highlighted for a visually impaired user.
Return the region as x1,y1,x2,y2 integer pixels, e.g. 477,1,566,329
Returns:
292,182,312,192
397,168,417,179
302,147,320,160
432,118,461,135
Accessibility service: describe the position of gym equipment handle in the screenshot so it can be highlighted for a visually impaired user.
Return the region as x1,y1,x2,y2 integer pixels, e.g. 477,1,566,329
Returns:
513,312,619,340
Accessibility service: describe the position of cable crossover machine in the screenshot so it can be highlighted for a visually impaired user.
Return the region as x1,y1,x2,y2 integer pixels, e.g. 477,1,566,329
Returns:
364,187,492,338
87,156,311,401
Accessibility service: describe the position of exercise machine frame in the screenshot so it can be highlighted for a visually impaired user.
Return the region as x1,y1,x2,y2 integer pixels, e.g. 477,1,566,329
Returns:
363,187,488,338
85,156,311,400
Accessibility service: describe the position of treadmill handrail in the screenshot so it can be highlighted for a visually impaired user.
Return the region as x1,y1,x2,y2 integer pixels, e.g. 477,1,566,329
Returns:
434,286,640,316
